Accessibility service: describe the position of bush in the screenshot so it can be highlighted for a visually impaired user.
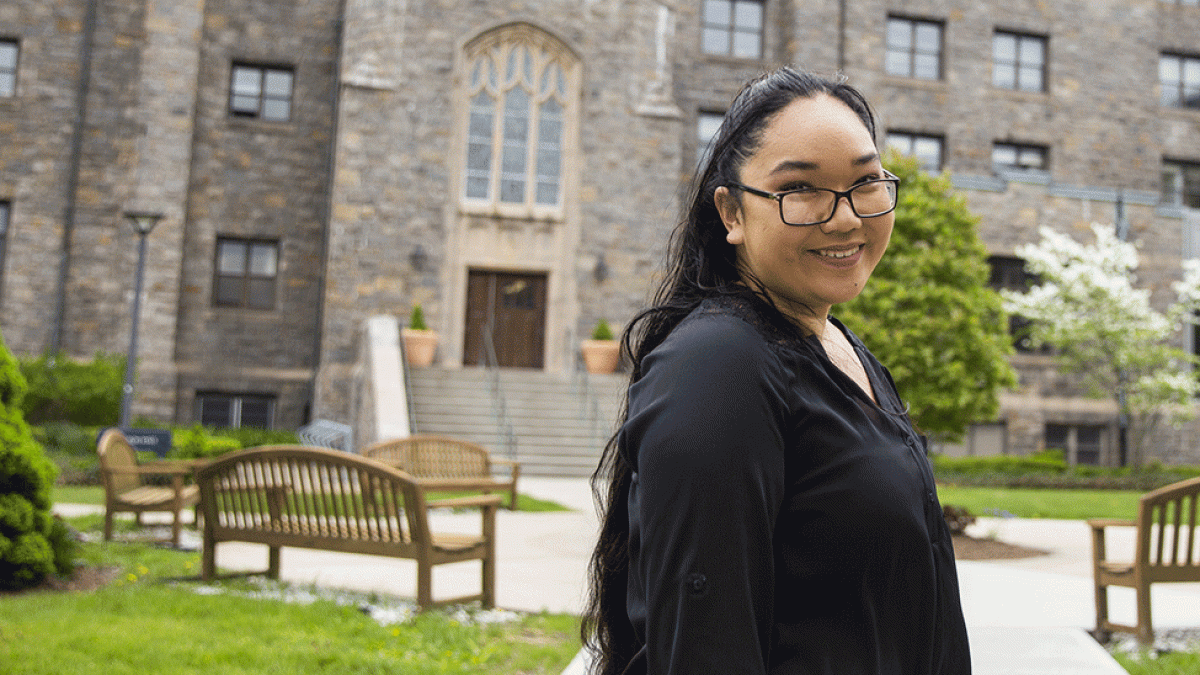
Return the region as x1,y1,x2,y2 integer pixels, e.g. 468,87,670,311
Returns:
17,352,123,427
171,425,242,460
0,333,77,590
207,427,299,448
933,449,1200,490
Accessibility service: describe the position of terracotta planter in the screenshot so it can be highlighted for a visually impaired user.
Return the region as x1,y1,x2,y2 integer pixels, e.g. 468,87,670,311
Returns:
581,339,620,374
401,328,439,367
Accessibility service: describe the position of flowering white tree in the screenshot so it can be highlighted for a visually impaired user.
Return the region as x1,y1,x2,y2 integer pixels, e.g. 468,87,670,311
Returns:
1003,223,1199,466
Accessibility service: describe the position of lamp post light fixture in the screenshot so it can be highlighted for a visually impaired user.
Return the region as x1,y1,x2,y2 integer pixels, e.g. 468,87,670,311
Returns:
119,210,164,429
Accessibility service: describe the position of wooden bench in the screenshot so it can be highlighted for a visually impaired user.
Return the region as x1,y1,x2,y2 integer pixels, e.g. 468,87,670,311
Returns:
360,435,521,510
97,428,201,547
196,445,500,610
1089,476,1200,644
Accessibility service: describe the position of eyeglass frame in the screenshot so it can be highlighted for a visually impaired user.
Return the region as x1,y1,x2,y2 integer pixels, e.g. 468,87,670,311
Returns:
726,169,901,227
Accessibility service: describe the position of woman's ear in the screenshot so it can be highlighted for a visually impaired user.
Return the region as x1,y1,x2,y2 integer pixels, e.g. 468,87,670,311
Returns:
714,186,745,245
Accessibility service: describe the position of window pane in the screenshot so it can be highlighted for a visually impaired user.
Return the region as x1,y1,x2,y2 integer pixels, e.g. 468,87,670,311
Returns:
705,0,732,25
887,19,911,50
993,145,1017,166
702,28,728,55
217,241,247,274
239,398,273,428
732,31,761,59
263,70,292,96
1019,38,1044,67
914,53,939,79
885,51,910,77
249,243,277,276
1019,66,1043,91
0,42,16,69
733,1,763,30
500,88,529,203
1161,56,1180,84
247,278,275,309
262,98,289,121
993,34,1016,63
215,276,243,305
230,94,259,115
913,137,942,171
198,396,234,427
232,67,261,96
0,73,13,97
915,23,940,53
536,99,562,206
994,63,1016,88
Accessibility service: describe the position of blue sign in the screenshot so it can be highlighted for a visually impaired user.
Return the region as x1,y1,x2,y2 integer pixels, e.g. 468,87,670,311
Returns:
119,428,173,458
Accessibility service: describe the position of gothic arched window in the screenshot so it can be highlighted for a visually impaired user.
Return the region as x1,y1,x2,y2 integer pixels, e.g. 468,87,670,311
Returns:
462,26,577,215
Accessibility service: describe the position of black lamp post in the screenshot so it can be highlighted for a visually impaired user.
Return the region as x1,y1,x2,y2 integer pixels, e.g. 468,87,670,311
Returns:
119,211,164,429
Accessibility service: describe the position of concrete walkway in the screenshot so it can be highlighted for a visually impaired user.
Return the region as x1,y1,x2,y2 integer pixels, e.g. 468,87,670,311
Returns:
58,478,1200,674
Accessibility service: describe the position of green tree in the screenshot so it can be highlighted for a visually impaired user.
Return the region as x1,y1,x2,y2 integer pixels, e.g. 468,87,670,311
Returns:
0,331,76,589
18,352,123,426
838,153,1017,442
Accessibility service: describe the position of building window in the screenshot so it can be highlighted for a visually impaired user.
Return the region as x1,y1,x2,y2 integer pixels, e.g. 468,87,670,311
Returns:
1160,53,1200,109
214,237,278,309
1045,423,1105,466
1163,160,1200,208
993,31,1046,92
886,16,943,80
0,40,17,97
701,0,765,59
1163,0,1199,6
229,63,294,121
462,26,578,212
993,142,1048,171
196,392,275,429
697,111,724,168
988,255,1045,353
885,131,944,173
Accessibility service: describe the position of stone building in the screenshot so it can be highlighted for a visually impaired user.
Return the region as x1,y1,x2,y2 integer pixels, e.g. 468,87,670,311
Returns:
1,0,1199,465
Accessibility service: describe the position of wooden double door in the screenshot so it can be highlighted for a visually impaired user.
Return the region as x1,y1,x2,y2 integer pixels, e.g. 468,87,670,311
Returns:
463,270,547,369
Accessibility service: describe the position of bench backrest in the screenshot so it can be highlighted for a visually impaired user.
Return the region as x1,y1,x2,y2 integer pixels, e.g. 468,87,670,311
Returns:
360,435,491,479
1136,476,1200,573
196,445,430,549
97,428,142,494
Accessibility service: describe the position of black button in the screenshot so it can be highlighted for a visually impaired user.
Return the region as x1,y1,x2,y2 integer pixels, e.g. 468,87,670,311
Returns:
686,573,707,595
928,491,936,503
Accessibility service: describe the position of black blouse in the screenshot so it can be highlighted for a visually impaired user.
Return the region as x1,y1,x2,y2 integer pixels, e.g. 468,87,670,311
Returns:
619,295,971,674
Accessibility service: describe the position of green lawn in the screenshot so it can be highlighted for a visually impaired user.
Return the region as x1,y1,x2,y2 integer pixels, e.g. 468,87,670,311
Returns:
0,519,580,675
935,485,1145,520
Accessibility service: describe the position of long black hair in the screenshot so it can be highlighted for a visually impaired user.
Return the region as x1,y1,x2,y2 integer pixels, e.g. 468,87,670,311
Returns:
580,66,878,675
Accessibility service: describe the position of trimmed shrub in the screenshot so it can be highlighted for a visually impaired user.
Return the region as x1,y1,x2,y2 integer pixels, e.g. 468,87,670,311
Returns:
207,427,299,448
18,352,123,427
0,333,77,589
933,449,1200,490
171,425,241,460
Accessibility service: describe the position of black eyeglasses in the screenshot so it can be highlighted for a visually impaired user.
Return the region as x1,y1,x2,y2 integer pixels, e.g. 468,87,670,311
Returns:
728,170,901,226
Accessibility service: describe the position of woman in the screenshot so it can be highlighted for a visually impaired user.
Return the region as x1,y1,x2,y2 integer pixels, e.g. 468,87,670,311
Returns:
583,67,971,674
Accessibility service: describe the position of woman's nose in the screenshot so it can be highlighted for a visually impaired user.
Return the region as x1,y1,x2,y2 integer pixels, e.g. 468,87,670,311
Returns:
819,195,862,234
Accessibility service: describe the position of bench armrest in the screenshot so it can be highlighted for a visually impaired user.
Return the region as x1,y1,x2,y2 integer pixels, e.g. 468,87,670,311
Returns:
426,494,504,510
1087,518,1137,531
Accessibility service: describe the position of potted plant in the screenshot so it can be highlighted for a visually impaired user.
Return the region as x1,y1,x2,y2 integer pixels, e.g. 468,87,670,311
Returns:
401,304,439,367
581,319,621,374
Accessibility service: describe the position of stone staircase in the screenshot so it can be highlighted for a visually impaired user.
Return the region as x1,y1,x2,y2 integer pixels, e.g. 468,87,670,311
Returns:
406,367,626,477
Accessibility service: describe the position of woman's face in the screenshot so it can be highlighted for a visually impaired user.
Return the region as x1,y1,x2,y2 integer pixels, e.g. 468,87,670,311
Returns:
715,93,893,330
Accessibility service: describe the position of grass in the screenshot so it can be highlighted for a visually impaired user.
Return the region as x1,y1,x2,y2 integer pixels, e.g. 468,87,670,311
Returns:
935,484,1145,520
1113,650,1200,674
0,516,581,674
53,485,570,512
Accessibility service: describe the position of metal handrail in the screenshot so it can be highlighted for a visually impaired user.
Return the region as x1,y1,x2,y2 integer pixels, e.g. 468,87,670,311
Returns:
482,323,517,460
398,325,418,435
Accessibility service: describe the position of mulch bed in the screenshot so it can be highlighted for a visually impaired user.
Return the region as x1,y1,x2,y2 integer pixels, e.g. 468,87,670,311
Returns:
953,533,1047,560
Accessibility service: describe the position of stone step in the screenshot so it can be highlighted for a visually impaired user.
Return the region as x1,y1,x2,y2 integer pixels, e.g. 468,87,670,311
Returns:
407,367,625,477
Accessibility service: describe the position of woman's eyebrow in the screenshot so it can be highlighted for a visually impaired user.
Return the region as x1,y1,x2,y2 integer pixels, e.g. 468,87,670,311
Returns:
768,152,881,176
